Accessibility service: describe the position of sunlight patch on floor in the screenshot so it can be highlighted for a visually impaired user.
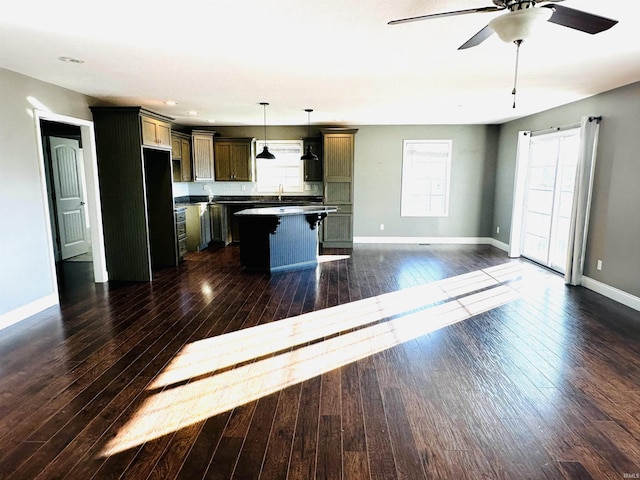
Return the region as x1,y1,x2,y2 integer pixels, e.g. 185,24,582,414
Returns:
100,262,529,457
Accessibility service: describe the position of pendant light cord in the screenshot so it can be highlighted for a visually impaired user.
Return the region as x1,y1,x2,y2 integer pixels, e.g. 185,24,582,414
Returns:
263,104,268,146
512,39,522,109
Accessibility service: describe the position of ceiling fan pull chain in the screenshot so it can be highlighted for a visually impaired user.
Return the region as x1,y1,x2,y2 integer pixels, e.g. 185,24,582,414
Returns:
512,39,523,109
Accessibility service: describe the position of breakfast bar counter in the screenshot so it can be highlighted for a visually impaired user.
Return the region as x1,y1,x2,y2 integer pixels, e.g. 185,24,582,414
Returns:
234,205,336,273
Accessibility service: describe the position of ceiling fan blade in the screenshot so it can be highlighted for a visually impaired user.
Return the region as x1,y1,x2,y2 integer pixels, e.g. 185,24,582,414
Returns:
542,4,618,34
388,6,503,25
458,25,494,50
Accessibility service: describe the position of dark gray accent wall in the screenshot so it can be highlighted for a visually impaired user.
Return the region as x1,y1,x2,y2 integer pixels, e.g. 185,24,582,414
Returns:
494,81,640,297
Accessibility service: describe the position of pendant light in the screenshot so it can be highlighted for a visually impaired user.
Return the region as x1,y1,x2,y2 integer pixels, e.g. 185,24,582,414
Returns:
256,102,276,159
300,108,319,161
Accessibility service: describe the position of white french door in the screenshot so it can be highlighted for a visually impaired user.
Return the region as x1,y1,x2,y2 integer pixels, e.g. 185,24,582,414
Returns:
521,129,579,273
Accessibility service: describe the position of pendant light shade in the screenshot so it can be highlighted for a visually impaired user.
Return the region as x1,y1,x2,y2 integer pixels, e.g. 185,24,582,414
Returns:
256,102,275,159
300,108,319,161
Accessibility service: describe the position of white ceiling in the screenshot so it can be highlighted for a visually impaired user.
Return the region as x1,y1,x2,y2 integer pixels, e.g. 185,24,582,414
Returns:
1,0,639,126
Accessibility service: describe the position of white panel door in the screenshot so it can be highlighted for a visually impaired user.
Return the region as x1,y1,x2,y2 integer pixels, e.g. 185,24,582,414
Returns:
50,137,89,259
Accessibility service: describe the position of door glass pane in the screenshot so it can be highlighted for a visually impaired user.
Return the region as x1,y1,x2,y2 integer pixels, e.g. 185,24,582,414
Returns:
522,129,579,273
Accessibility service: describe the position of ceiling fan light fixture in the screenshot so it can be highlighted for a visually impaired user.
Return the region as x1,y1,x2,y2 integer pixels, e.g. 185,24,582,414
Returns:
256,102,276,160
489,7,553,43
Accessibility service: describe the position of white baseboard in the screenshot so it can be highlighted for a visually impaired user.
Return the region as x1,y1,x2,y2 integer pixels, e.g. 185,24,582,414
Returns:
581,276,640,312
488,238,510,252
353,236,510,252
0,294,59,332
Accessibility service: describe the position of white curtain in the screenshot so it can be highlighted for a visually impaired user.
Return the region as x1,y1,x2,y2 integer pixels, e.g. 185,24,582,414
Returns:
565,116,601,285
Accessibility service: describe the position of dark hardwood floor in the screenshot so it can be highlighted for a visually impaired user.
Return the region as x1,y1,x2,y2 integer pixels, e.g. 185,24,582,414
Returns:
1,244,639,479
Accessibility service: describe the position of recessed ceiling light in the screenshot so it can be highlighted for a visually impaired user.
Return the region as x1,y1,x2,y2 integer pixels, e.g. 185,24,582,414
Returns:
58,56,84,64
207,119,216,123
187,111,198,115
164,100,177,106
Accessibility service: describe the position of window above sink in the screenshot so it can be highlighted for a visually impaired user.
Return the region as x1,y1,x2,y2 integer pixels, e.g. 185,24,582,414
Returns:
255,140,304,193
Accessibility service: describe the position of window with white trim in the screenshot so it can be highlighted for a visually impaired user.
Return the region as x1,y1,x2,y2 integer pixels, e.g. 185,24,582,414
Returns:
401,139,452,217
255,140,304,193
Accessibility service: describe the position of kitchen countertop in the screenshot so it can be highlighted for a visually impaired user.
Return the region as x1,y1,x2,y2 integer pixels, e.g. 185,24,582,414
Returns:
234,205,337,217
174,195,324,206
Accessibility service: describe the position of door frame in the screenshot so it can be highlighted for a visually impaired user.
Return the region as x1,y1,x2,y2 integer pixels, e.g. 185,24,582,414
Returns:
34,109,108,286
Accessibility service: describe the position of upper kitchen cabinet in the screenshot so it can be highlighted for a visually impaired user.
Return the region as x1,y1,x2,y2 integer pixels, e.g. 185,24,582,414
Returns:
214,137,255,181
90,106,178,282
302,137,323,182
171,132,192,182
141,113,171,149
192,130,215,182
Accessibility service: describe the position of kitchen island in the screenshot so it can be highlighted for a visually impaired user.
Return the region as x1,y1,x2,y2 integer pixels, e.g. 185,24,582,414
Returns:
234,205,336,273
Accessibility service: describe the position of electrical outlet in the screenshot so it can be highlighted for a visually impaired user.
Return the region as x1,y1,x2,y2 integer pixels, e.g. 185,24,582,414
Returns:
379,224,385,231
597,260,603,271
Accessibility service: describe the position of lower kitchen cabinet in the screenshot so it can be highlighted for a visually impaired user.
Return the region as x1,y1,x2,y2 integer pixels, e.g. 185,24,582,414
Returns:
175,207,187,261
185,204,211,251
209,203,230,246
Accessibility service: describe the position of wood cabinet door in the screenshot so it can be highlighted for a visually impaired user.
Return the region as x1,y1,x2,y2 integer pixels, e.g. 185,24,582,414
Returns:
171,135,182,159
180,138,192,181
192,134,215,182
214,142,233,180
141,116,159,147
156,122,171,149
231,142,253,181
323,133,354,204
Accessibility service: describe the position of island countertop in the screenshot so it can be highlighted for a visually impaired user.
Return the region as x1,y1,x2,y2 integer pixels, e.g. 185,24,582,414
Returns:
233,205,337,217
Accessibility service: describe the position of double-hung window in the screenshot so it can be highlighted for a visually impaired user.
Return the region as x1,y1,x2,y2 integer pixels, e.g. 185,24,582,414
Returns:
401,140,452,217
255,140,304,193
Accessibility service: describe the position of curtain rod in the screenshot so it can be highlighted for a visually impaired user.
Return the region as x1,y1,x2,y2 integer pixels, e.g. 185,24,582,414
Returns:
525,116,603,137
525,122,580,137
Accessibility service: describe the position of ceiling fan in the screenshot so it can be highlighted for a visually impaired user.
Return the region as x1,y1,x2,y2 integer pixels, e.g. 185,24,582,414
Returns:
388,1,618,50
389,1,618,108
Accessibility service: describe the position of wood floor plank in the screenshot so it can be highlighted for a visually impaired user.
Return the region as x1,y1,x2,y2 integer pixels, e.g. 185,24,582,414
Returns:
286,376,321,480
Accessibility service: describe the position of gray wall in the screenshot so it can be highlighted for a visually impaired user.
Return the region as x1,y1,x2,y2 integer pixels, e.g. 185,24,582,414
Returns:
353,125,498,238
494,81,640,297
196,124,499,239
0,68,94,316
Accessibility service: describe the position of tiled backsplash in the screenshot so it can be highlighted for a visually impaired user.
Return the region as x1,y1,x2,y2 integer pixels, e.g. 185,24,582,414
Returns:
173,181,322,199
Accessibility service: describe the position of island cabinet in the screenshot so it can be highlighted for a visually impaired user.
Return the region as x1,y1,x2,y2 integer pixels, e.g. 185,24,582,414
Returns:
192,131,215,182
214,138,255,181
320,128,358,248
171,132,192,182
89,106,178,282
234,206,337,273
302,137,323,182
141,114,171,149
